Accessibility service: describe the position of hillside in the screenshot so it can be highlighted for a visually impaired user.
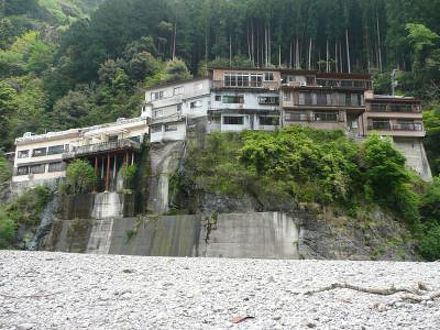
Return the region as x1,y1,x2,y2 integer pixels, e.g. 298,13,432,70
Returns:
0,0,439,261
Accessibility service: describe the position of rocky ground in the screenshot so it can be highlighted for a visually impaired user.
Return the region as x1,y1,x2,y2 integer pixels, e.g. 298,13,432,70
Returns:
1,251,439,329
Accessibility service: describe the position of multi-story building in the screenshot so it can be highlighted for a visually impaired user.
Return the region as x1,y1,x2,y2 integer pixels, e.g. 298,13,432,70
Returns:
12,117,148,192
142,78,211,143
208,68,282,132
281,71,372,137
363,92,432,181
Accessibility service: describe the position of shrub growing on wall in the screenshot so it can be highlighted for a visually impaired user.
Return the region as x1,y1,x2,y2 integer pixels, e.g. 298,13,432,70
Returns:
65,159,97,195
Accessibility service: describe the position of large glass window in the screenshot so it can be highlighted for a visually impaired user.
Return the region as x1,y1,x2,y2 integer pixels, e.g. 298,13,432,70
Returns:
370,120,391,130
223,116,244,125
30,164,46,174
17,166,29,175
17,150,29,159
223,95,244,104
224,72,265,88
32,148,47,157
259,116,279,126
314,112,338,122
48,162,65,173
258,96,279,105
285,112,308,121
151,91,164,101
165,124,178,132
47,145,65,155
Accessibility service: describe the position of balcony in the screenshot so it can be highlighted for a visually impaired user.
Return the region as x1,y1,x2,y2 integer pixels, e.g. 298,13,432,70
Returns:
369,104,420,113
368,122,424,132
63,139,141,160
212,80,279,90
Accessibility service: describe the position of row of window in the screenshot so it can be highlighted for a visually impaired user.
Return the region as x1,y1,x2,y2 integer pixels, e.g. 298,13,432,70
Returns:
150,83,205,101
289,92,364,107
17,144,69,159
285,112,340,122
16,162,65,176
369,103,418,113
316,79,371,89
368,120,423,131
151,123,180,133
222,116,279,126
223,72,275,88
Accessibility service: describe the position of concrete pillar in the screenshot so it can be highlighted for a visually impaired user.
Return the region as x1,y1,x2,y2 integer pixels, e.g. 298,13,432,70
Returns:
105,153,110,191
113,154,117,179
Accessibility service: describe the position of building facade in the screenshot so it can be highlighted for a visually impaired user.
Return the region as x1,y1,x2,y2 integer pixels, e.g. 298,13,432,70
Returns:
142,78,211,143
12,118,148,192
363,92,432,181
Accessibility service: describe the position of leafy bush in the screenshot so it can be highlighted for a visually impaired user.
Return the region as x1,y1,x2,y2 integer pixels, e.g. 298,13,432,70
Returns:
65,159,97,195
5,186,50,226
419,223,440,261
121,164,138,189
0,154,12,184
0,208,15,249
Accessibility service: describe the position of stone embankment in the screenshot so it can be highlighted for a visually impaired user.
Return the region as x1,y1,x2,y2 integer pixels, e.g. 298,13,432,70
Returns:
1,251,439,329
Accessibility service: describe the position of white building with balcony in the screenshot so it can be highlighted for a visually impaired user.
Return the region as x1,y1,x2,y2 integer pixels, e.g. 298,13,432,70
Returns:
142,78,211,143
12,117,148,192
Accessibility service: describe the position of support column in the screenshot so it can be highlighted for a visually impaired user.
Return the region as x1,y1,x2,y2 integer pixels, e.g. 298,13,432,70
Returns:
131,152,135,165
105,153,110,191
125,151,129,165
94,157,98,192
113,154,117,179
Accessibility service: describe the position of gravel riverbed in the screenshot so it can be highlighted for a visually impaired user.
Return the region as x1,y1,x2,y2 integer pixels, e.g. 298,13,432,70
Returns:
1,251,439,329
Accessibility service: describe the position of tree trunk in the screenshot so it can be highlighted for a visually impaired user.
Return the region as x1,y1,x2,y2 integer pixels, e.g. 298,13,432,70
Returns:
325,39,330,73
289,42,293,68
376,12,383,72
335,41,339,73
172,19,177,61
295,38,300,69
345,29,351,73
308,38,312,70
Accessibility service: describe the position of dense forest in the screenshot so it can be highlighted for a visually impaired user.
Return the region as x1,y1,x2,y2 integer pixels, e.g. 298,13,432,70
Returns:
0,0,439,172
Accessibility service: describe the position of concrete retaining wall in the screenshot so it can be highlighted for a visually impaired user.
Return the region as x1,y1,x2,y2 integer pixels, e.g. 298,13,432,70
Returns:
43,212,300,259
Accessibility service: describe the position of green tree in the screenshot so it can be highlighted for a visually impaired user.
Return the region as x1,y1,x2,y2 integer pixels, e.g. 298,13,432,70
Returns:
65,159,97,195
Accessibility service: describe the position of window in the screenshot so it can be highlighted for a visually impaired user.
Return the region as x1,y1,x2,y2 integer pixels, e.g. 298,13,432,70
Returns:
285,112,308,122
259,116,279,126
30,164,46,174
32,148,47,157
151,125,162,133
317,93,328,106
223,116,244,125
173,86,183,96
298,93,305,105
224,72,264,88
177,104,182,111
283,92,291,101
129,136,141,143
151,91,164,101
47,145,65,155
190,100,202,108
264,72,274,81
17,166,29,175
215,95,221,101
165,124,178,132
369,120,391,130
48,162,65,173
258,96,279,105
18,150,29,159
154,109,164,118
223,95,244,104
314,112,338,122
108,135,118,143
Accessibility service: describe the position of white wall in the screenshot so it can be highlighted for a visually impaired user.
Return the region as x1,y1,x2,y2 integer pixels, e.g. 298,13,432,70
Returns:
150,122,187,143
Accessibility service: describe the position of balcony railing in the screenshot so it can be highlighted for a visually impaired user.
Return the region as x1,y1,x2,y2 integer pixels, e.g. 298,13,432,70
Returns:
369,104,420,113
63,139,141,159
368,123,423,131
212,80,280,90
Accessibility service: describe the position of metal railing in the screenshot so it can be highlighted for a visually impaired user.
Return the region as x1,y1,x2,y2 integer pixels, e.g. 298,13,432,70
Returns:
368,123,423,131
63,139,141,159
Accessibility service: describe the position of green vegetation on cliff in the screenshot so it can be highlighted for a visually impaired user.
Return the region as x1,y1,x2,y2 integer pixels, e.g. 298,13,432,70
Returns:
175,127,440,259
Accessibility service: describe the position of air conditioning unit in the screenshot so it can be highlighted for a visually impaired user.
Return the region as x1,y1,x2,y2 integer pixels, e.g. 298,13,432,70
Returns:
23,132,33,138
